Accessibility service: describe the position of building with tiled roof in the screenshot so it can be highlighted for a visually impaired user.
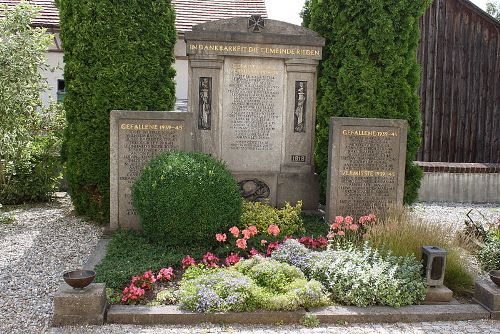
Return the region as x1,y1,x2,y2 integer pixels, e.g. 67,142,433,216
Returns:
0,0,268,103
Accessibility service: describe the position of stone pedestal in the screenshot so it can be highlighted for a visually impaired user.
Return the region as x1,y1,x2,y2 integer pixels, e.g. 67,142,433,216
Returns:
474,278,500,319
423,285,453,304
52,283,107,326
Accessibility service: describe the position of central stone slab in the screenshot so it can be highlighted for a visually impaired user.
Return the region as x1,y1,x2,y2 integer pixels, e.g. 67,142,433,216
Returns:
185,17,325,209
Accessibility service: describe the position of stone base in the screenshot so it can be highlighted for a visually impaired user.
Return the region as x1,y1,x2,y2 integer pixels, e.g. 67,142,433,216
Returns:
423,285,453,304
473,278,500,312
52,283,107,327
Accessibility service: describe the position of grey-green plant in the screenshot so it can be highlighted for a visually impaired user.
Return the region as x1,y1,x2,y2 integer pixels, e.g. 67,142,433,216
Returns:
486,1,500,20
0,3,64,204
300,314,321,328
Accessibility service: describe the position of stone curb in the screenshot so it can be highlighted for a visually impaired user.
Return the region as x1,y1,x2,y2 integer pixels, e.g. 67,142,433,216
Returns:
106,304,490,325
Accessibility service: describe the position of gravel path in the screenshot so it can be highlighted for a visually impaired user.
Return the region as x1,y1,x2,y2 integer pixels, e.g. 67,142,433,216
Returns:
0,197,498,333
0,196,102,334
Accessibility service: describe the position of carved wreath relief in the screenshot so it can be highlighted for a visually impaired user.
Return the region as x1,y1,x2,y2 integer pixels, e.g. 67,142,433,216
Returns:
248,15,265,33
198,77,212,130
238,179,270,202
294,81,307,133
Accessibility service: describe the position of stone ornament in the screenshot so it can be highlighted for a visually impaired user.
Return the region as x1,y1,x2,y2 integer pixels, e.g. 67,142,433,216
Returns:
198,77,212,130
294,81,307,133
248,15,265,32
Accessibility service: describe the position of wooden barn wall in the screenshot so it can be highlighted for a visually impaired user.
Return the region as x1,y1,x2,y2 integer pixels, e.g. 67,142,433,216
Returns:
417,0,500,163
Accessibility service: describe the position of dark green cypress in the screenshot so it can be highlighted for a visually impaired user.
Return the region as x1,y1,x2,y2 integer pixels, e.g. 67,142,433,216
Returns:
57,0,177,222
304,0,431,204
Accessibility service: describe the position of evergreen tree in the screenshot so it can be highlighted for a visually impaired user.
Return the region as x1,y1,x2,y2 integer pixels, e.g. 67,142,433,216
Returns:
57,0,177,222
303,0,431,204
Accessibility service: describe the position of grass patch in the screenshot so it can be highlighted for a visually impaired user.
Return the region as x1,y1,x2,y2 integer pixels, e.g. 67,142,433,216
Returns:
94,230,206,289
366,207,475,295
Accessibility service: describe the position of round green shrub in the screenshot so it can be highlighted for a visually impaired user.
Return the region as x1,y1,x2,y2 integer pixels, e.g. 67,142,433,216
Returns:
132,151,242,247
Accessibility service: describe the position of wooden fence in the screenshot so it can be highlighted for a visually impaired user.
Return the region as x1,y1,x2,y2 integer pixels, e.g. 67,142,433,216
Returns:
417,0,499,163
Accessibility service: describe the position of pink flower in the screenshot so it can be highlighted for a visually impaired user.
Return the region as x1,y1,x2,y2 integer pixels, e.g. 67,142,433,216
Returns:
331,223,340,230
337,230,345,236
359,216,367,224
350,224,359,231
236,238,247,249
267,224,280,236
334,216,344,224
229,226,240,238
266,241,280,255
215,233,227,242
368,214,376,221
202,252,220,268
225,253,241,266
248,225,258,236
242,229,253,240
327,232,336,239
121,283,145,304
156,267,175,282
261,239,268,245
182,255,196,269
345,216,353,224
249,248,260,257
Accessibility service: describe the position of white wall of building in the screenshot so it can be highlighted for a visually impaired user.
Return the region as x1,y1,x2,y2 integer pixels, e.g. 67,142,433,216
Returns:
40,37,189,105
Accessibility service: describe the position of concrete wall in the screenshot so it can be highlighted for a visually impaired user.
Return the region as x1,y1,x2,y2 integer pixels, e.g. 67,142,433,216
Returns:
40,37,189,105
418,172,500,203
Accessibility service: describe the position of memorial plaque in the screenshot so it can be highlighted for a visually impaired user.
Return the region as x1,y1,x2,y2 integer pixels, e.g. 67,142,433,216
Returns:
110,111,193,230
221,57,284,172
326,117,407,222
186,17,325,209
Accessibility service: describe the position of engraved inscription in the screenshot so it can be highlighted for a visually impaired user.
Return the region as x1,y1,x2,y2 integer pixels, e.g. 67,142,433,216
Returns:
291,155,306,162
118,120,184,223
294,81,307,133
331,124,405,219
198,77,212,130
221,58,284,172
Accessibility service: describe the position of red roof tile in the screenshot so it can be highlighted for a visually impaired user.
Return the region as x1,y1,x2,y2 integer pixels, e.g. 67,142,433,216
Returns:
0,0,268,32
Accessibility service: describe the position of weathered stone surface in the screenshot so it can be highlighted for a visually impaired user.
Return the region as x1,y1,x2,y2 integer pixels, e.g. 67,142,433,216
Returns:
186,17,324,210
107,305,304,325
474,278,500,312
52,283,106,326
423,286,454,304
109,111,193,230
326,117,408,222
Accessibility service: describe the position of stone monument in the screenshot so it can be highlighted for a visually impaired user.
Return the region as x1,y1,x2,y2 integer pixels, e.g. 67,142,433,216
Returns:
185,16,325,209
326,117,408,222
110,111,193,230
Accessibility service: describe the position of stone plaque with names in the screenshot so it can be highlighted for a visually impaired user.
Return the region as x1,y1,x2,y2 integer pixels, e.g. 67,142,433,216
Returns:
326,117,408,222
110,111,193,230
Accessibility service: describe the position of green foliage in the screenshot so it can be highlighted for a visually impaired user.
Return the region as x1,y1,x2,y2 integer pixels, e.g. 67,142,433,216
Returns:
367,207,475,294
240,201,304,236
148,288,177,306
234,256,329,311
486,1,500,20
301,213,329,237
300,314,320,328
57,0,177,222
477,240,500,272
181,264,220,281
178,270,259,313
0,3,64,204
304,0,431,203
94,230,206,289
132,151,242,247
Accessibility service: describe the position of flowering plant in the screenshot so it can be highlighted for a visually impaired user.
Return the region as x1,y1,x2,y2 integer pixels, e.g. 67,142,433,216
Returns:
327,214,376,247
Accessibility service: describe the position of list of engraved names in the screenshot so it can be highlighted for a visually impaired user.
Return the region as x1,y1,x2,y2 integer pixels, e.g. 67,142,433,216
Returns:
222,58,284,171
336,127,401,218
118,120,184,220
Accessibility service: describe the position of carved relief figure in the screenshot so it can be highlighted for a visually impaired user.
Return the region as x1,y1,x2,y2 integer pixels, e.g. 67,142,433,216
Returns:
294,81,307,133
199,77,212,130
238,179,270,202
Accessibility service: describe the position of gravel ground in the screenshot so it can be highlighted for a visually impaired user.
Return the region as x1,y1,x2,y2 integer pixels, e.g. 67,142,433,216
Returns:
0,197,499,334
0,196,102,334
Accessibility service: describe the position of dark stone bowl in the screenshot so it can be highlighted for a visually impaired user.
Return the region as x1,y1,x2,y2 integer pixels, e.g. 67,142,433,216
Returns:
489,270,500,287
63,270,96,289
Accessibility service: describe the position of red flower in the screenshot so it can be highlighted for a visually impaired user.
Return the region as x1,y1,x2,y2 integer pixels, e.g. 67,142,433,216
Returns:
202,252,220,268
182,255,196,269
225,253,241,266
266,241,280,255
156,267,175,282
249,248,260,257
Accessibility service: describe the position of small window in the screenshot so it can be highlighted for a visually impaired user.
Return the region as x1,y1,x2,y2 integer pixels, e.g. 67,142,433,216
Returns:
57,79,66,103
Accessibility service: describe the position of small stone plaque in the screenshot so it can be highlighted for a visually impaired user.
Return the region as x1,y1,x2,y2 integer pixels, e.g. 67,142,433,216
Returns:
326,117,407,222
110,111,193,230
